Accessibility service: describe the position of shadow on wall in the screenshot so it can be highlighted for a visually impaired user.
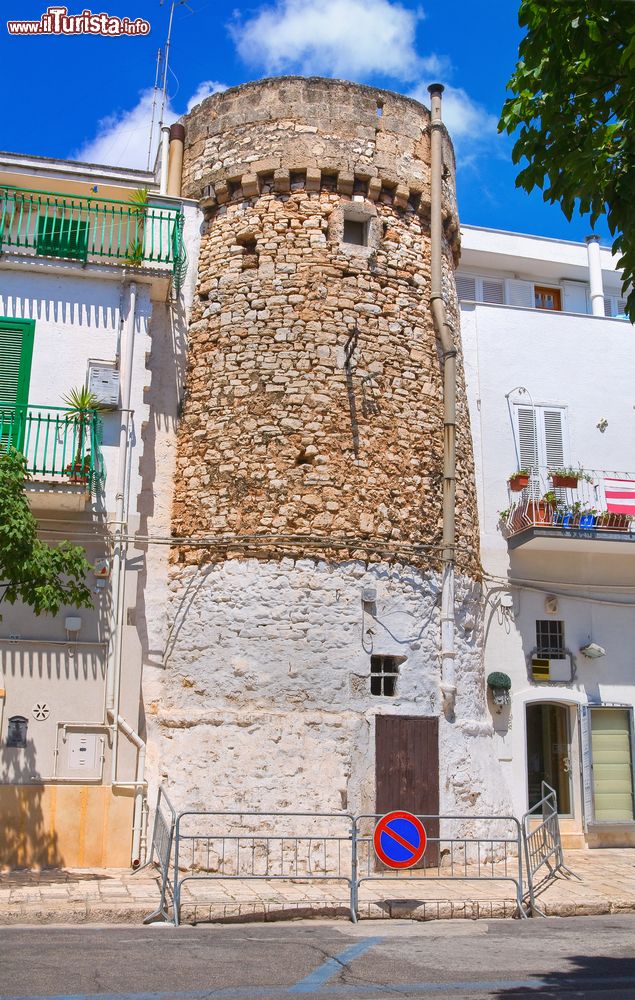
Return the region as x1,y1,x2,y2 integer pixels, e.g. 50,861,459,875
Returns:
0,739,63,868
135,294,189,670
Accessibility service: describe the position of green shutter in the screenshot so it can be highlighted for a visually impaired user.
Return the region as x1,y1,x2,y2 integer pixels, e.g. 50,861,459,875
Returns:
36,214,88,261
0,318,35,451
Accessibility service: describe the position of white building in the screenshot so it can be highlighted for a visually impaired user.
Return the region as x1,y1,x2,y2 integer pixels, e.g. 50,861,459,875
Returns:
0,142,200,866
459,225,635,848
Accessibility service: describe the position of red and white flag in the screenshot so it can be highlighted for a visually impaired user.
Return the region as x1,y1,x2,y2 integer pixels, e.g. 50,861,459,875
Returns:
604,478,635,516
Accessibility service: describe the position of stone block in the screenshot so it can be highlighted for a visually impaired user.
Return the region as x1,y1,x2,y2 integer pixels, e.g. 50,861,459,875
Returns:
394,184,410,209
241,173,260,198
336,173,355,195
367,177,382,201
274,169,291,193
305,168,322,192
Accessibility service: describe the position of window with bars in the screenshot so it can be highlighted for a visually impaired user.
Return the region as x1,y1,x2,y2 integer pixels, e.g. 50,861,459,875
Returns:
370,655,400,696
536,620,565,657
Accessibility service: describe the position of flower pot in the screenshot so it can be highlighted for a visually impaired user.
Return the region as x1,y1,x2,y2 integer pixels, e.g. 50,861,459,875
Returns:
509,473,530,492
526,501,553,526
551,474,578,489
596,513,629,532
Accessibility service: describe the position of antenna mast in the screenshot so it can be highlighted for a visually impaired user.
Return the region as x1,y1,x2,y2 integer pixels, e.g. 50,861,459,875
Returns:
146,47,163,171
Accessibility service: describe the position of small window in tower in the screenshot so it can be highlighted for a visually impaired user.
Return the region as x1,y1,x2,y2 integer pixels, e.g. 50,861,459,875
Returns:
6,716,28,748
370,655,400,696
343,219,368,246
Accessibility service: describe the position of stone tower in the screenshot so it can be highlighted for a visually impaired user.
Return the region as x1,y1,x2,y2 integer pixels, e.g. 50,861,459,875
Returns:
157,77,507,818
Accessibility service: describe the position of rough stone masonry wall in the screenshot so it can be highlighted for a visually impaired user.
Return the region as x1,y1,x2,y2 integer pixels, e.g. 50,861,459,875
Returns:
150,79,509,823
173,78,478,574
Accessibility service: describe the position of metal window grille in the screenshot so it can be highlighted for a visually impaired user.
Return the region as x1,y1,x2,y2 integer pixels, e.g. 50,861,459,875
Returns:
535,620,564,658
370,655,399,696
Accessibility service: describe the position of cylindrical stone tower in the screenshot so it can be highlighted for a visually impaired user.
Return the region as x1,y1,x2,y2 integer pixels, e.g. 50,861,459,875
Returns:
157,77,508,819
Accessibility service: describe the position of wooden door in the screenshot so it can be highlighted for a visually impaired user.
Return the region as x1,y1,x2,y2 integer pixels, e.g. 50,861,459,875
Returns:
375,715,439,866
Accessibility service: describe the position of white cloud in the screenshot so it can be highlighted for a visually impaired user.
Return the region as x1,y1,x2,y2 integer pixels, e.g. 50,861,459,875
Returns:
186,80,227,113
410,82,499,165
73,81,227,170
230,0,441,80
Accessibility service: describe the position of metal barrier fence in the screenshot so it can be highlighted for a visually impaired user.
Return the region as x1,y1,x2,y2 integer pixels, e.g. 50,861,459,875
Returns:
353,814,526,919
172,810,356,925
140,787,176,924
142,792,532,924
522,781,571,915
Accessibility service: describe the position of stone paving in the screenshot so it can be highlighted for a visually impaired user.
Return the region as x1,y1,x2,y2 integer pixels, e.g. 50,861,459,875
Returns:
1,849,635,924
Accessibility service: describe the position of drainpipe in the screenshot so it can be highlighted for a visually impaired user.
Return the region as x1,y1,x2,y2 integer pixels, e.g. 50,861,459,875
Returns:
586,235,605,316
104,280,146,866
428,84,457,716
167,123,185,198
159,124,171,196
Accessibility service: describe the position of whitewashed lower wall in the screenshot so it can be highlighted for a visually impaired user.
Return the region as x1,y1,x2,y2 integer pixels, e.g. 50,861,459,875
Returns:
149,558,511,820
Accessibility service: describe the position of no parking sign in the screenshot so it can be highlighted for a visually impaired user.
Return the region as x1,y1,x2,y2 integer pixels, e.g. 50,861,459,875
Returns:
373,811,427,869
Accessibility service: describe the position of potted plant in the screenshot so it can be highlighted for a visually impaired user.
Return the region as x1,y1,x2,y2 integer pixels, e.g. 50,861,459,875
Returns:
549,465,593,489
595,511,630,532
508,469,530,492
487,671,511,708
124,187,148,266
62,386,103,485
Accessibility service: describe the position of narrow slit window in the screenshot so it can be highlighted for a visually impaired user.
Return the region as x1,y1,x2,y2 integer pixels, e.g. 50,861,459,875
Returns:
343,219,367,246
370,655,400,697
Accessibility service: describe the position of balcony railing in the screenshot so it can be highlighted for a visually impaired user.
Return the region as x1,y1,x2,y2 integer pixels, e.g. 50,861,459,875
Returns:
0,404,102,490
501,467,635,538
0,186,184,282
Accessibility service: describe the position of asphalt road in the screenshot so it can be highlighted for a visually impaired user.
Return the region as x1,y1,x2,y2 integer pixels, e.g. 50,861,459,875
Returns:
1,915,635,999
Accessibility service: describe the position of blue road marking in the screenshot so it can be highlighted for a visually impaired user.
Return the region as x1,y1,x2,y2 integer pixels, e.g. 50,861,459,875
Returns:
289,936,384,993
5,970,635,999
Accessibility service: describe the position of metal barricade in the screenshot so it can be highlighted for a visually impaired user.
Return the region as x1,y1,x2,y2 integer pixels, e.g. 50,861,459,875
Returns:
141,786,177,924
353,813,527,919
522,781,576,915
172,810,356,925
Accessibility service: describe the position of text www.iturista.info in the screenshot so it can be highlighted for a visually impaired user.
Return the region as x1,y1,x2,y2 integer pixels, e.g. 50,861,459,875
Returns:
7,6,150,35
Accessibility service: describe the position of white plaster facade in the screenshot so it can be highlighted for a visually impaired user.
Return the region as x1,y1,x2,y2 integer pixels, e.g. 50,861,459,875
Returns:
0,151,201,866
459,224,635,847
154,559,510,826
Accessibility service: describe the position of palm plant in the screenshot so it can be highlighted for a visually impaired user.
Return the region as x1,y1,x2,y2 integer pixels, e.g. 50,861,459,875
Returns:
125,188,149,265
62,386,103,480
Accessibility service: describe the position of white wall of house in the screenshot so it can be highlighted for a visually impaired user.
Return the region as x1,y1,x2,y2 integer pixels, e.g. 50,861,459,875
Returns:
460,226,635,843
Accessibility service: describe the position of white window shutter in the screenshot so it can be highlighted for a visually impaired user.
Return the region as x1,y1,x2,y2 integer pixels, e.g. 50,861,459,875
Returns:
456,274,477,301
517,407,538,470
543,409,565,469
507,279,533,308
482,278,505,304
562,281,589,315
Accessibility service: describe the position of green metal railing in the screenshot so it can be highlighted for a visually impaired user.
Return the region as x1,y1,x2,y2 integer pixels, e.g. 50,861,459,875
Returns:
0,404,102,490
0,186,184,279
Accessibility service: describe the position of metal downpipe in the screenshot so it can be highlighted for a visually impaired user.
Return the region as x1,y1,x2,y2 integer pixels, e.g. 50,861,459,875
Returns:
428,84,457,715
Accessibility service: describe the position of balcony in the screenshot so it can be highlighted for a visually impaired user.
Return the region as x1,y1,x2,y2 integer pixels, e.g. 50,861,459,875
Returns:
501,467,635,552
0,404,102,509
0,186,185,286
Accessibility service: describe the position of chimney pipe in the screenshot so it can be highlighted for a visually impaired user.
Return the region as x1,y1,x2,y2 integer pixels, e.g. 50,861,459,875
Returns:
159,123,171,196
586,235,605,317
167,122,185,198
428,83,458,717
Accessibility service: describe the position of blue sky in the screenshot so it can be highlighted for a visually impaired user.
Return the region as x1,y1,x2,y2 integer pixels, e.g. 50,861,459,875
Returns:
2,0,612,245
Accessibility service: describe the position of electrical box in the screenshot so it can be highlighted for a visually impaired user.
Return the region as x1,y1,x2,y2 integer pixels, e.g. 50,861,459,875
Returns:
88,360,119,409
67,732,99,773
